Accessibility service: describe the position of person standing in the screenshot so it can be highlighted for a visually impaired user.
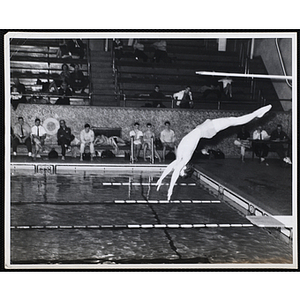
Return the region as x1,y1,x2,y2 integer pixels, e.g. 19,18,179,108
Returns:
31,118,47,159
80,123,95,161
57,120,73,161
160,121,176,161
12,117,32,157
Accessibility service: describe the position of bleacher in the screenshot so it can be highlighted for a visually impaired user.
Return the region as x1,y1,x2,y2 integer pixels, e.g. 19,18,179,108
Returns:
9,38,283,111
10,38,91,105
115,38,281,110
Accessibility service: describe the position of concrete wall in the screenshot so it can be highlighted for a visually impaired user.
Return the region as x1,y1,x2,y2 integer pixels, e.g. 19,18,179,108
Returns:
254,38,292,111
11,104,292,157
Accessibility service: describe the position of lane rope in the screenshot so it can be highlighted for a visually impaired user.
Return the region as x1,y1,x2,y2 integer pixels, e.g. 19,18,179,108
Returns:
12,200,221,205
11,223,253,230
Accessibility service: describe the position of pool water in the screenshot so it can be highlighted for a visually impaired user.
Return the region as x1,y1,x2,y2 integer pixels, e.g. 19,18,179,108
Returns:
10,169,293,266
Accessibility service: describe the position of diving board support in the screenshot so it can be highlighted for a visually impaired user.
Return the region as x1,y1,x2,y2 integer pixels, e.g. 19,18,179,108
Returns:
246,216,286,228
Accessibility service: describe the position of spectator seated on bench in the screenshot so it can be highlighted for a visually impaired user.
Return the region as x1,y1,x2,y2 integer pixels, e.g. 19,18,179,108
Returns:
57,39,86,59
94,135,126,150
92,127,130,155
70,64,89,93
160,121,177,161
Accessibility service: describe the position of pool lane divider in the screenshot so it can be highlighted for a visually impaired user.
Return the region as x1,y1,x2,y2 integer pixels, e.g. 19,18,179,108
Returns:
103,182,196,186
11,223,254,230
10,162,169,174
12,200,221,205
114,200,221,204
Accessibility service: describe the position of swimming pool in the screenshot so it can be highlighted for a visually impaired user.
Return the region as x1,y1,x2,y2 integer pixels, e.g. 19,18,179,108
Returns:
9,165,293,267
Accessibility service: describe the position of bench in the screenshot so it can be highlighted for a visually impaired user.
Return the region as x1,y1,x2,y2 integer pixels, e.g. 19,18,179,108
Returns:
11,127,131,158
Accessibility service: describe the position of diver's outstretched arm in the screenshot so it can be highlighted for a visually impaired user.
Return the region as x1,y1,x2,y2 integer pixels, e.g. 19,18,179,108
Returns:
156,160,178,191
166,160,187,201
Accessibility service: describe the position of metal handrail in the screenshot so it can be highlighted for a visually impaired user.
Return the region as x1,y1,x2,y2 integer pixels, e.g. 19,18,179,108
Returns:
130,136,134,164
123,95,175,108
85,39,93,105
150,136,155,164
111,40,123,105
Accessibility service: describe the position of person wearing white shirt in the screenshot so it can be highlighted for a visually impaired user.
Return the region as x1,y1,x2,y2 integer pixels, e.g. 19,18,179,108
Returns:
160,121,176,161
218,77,233,98
252,126,270,162
130,122,143,162
173,86,193,108
31,118,47,159
80,123,95,161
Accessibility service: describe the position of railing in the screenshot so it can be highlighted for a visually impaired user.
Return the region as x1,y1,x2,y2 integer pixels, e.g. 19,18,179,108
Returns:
85,39,93,105
122,95,175,108
130,136,155,164
130,137,134,164
11,38,92,106
111,41,122,106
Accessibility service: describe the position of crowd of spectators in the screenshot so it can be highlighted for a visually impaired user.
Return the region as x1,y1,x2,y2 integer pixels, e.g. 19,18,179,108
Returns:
11,117,178,162
11,113,292,166
234,124,292,165
11,63,89,109
11,39,89,109
112,39,237,109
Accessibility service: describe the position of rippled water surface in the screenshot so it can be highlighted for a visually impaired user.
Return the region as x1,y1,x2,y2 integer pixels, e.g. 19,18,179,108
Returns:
10,170,293,266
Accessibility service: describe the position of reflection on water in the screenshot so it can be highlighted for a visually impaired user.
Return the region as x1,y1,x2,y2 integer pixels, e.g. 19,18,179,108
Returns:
10,171,293,265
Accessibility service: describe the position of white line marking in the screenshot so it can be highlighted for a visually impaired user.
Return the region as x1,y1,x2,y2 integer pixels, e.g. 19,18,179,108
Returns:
113,200,221,204
180,224,193,228
154,224,167,228
193,224,206,228
141,224,154,228
127,224,140,228
11,223,254,230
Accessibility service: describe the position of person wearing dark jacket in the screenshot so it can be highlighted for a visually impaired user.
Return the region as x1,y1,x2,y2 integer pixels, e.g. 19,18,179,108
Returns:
150,85,166,108
57,120,73,160
55,81,72,105
70,64,89,93
270,124,292,164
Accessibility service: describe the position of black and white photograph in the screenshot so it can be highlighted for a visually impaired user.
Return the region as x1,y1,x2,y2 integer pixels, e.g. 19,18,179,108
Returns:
4,30,297,272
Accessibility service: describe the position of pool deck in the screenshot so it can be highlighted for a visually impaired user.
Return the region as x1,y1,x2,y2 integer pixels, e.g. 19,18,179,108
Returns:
9,155,293,217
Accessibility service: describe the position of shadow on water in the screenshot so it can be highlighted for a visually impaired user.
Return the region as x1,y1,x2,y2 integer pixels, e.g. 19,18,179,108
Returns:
137,175,209,263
